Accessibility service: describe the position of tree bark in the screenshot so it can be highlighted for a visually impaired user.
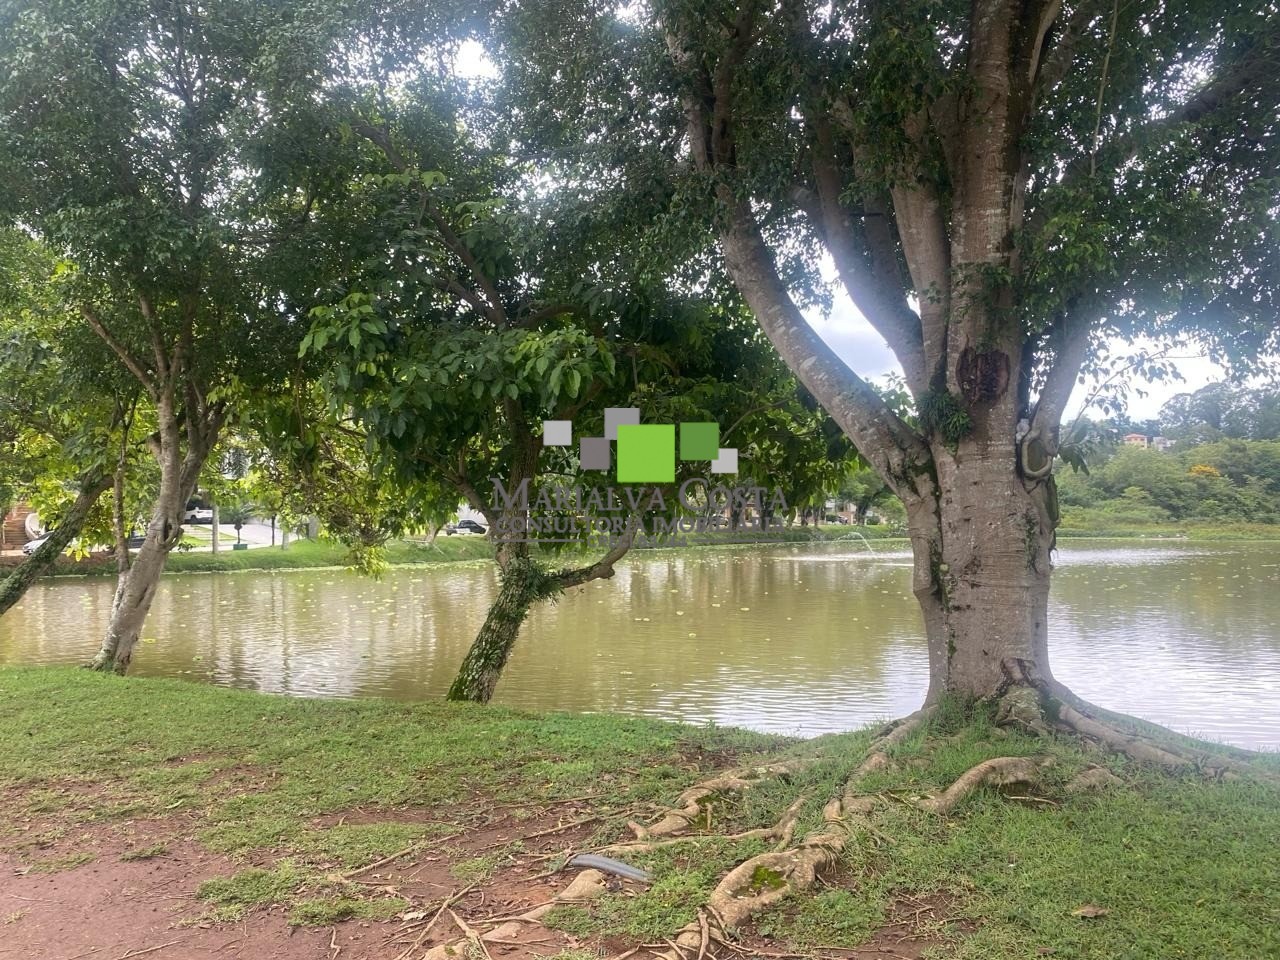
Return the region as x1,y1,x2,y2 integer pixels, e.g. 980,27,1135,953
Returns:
88,395,220,674
446,454,638,703
446,554,547,703
659,1,1074,707
109,462,132,618
88,478,193,673
907,435,1058,703
0,470,111,617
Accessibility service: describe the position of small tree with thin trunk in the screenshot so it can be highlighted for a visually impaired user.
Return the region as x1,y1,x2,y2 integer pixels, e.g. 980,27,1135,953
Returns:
0,1,333,671
288,20,851,703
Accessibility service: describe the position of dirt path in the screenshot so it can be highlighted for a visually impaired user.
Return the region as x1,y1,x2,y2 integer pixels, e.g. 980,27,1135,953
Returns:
1,804,607,960
2,827,953,960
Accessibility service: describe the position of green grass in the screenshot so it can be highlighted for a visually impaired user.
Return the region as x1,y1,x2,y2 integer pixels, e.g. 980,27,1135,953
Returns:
164,536,495,573
14,526,909,580
1058,508,1280,541
1,667,1277,956
197,862,303,917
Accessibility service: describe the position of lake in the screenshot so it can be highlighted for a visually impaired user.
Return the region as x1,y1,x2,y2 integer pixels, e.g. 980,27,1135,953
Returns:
2,540,1277,749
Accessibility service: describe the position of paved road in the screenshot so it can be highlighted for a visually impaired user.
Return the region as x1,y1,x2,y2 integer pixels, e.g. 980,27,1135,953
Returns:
185,519,285,551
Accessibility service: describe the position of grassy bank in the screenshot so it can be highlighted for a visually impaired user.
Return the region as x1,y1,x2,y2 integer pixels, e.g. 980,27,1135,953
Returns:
10,525,906,579
1057,511,1280,540
1,668,1276,959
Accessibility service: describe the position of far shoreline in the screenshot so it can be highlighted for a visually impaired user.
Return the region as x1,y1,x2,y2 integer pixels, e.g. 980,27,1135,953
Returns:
2,521,1277,582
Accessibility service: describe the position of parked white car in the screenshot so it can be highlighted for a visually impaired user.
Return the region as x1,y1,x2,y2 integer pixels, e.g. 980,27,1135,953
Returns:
21,535,50,556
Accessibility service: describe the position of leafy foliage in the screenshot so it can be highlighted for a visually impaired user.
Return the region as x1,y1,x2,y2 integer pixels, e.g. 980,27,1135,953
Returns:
1057,438,1280,523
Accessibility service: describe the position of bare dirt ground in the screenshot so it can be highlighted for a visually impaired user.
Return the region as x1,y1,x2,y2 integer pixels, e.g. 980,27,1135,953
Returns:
1,797,953,960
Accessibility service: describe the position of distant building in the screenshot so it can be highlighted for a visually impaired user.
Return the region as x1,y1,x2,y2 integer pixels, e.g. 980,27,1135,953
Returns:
1152,436,1175,451
1122,433,1150,448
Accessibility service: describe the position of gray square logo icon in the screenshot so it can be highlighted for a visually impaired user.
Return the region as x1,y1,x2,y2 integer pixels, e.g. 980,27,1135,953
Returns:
710,447,738,474
543,420,572,446
603,407,640,440
580,436,611,471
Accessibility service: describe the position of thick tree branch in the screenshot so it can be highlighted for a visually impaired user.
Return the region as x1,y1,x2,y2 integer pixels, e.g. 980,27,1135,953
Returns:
516,301,578,328
879,111,953,384
1030,309,1094,445
782,2,933,394
348,116,412,173
805,119,929,396
430,275,493,319
0,466,112,618
80,305,157,398
665,10,931,498
1058,19,1280,186
423,207,508,326
178,402,228,496
554,517,638,589
1034,0,1103,102
718,199,932,499
137,294,172,387
350,116,508,325
708,4,758,167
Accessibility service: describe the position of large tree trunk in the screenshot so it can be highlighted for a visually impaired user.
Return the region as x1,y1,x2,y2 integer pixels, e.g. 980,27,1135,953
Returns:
909,437,1057,703
0,470,111,617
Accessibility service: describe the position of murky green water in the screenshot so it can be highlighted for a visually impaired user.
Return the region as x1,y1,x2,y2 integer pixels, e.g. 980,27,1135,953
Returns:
2,541,1277,748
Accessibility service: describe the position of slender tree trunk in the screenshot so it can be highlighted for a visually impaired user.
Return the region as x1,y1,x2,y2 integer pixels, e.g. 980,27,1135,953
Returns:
88,476,191,673
0,470,111,617
89,395,219,674
109,462,131,618
211,502,220,553
446,429,639,703
446,554,545,703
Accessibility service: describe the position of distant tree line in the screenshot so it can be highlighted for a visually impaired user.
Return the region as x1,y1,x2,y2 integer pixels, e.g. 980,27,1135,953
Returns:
1057,437,1280,525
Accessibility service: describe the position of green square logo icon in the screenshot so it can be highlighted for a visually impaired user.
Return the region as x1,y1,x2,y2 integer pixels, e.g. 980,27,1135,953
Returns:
617,424,675,483
680,422,719,460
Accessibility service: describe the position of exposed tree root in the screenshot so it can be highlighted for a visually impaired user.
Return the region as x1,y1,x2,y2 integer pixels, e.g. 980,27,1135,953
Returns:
422,868,609,960
426,688,1273,960
652,792,879,960
913,756,1046,815
1001,658,1273,780
852,706,936,778
652,746,1035,960
602,796,807,856
626,759,814,842
1052,697,1278,780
